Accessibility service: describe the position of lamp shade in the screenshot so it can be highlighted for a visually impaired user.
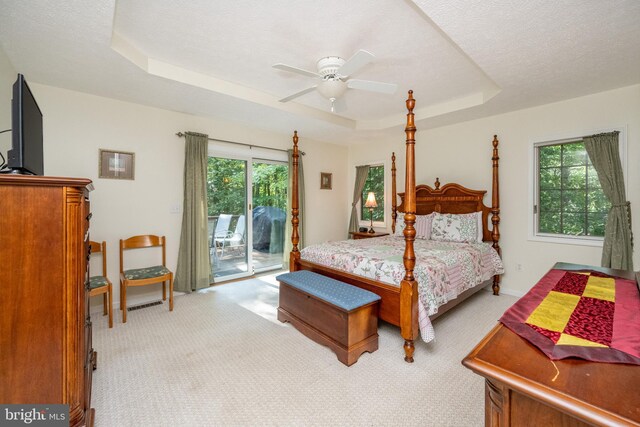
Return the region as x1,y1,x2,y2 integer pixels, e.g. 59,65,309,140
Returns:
364,192,377,208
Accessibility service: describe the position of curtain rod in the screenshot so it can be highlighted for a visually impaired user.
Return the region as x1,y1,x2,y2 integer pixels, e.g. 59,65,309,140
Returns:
175,132,305,155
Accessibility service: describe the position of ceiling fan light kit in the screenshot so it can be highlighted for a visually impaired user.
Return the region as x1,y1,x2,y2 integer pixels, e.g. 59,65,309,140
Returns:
274,49,397,112
316,79,347,99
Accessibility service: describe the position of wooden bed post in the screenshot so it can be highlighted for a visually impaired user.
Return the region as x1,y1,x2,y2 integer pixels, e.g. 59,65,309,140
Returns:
491,135,501,295
290,131,301,271
400,91,419,363
391,152,397,234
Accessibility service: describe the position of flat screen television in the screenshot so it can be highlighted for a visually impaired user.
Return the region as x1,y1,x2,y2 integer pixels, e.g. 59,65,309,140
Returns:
5,74,44,175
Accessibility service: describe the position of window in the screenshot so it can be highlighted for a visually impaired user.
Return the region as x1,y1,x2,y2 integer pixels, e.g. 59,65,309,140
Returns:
534,139,610,242
360,164,385,224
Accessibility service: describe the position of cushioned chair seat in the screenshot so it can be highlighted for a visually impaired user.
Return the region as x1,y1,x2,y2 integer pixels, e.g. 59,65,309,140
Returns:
89,276,109,289
123,265,171,280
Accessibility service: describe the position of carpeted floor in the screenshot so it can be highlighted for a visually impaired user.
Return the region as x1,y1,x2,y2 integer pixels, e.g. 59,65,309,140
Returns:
91,274,516,426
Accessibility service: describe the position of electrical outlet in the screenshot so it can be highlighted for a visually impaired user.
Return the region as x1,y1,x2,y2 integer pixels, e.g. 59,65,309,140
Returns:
516,263,523,271
170,203,182,214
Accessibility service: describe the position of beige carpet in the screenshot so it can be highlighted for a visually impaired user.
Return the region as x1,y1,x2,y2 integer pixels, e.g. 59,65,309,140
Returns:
91,274,516,426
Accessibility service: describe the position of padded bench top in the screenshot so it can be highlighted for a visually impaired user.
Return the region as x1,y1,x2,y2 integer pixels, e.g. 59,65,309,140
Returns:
276,270,381,311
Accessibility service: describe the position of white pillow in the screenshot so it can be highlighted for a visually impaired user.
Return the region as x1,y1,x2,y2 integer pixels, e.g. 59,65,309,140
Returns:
415,213,435,239
394,213,434,239
476,211,484,242
430,212,482,243
394,215,405,236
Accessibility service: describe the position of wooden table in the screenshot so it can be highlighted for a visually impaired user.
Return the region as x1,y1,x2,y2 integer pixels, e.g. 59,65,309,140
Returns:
462,263,640,427
349,231,389,240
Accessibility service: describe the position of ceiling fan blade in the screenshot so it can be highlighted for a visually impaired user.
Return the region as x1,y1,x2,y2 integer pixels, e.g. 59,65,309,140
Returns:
337,49,374,77
278,85,318,102
273,63,320,78
347,79,397,94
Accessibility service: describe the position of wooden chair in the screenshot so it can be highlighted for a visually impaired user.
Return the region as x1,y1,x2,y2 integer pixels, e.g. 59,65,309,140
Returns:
89,241,113,328
119,235,174,323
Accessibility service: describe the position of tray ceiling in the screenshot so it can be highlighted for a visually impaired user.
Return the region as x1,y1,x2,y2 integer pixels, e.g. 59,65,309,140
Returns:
0,0,638,144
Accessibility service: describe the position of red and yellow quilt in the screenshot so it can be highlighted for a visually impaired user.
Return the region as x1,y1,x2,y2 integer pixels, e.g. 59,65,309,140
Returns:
500,268,640,365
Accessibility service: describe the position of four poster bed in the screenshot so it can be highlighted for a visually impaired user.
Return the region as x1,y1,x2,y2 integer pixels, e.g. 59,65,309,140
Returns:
288,91,503,362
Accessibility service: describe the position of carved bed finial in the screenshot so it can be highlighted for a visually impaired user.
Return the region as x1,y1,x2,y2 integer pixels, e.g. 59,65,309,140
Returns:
406,90,415,112
434,178,440,190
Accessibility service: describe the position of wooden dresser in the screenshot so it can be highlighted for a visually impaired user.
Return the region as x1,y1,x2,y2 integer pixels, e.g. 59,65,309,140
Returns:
0,175,95,427
463,264,640,427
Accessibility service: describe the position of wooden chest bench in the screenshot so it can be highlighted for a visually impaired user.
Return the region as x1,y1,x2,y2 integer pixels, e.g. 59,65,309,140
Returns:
276,270,381,366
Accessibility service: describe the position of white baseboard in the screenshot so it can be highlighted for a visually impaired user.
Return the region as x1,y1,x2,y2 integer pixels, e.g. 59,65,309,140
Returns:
90,291,185,315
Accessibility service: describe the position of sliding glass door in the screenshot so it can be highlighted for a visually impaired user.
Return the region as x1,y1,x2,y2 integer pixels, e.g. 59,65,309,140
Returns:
252,160,287,273
208,156,251,281
207,155,288,282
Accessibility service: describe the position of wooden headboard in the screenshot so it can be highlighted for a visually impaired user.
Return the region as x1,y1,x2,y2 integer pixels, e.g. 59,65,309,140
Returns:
391,135,501,251
396,179,493,242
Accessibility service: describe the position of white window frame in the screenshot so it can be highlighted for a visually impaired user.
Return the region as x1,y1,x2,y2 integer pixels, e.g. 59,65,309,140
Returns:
358,160,387,228
528,126,627,247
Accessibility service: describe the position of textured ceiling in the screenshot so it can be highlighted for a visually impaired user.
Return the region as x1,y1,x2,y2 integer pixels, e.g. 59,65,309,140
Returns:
0,0,639,145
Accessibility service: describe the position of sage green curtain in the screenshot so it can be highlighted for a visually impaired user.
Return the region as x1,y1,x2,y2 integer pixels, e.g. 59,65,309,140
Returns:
583,131,633,270
175,132,212,292
348,165,370,237
283,149,305,269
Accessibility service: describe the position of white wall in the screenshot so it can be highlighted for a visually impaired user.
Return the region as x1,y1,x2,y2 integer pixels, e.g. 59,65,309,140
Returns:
350,84,640,296
10,72,639,305
29,83,349,311
0,48,16,158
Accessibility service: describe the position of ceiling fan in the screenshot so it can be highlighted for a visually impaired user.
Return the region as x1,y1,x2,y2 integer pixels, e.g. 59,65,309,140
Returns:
273,50,397,112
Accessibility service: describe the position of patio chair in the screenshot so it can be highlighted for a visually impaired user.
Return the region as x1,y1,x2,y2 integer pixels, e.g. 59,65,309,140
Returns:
211,214,233,257
219,215,246,259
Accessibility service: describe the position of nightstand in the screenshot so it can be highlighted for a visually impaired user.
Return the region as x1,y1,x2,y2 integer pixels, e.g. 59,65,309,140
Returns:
349,231,389,240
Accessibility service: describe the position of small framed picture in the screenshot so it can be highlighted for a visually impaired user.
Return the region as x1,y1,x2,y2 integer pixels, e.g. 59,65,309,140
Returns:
99,149,135,180
320,172,332,190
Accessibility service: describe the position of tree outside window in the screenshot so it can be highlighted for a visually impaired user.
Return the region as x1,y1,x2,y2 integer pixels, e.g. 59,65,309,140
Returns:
537,141,609,237
361,165,385,222
206,157,288,233
207,157,246,217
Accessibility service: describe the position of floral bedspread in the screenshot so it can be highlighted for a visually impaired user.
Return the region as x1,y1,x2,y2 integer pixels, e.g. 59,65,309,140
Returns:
300,236,504,342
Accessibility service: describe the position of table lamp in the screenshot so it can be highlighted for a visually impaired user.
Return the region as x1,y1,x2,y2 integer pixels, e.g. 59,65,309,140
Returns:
364,192,377,234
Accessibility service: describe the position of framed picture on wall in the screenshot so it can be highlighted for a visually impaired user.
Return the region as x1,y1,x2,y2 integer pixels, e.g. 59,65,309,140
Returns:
99,149,135,180
320,172,332,190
